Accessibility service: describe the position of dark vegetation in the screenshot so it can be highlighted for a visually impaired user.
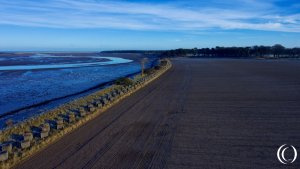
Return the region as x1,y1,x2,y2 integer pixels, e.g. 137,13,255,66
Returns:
115,77,134,86
161,44,300,58
101,45,300,59
1,45,299,59
101,50,164,54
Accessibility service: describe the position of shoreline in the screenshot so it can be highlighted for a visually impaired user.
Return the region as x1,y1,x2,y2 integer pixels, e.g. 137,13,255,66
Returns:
0,59,171,169
11,58,300,169
0,57,133,71
0,58,159,126
0,71,139,119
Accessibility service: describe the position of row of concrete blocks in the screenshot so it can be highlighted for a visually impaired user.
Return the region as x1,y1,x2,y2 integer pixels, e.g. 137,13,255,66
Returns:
0,77,153,163
60,113,76,124
0,117,65,162
0,131,34,162
80,85,140,116
1,71,167,162
0,68,168,163
66,82,152,119
0,99,113,163
59,107,94,124
0,143,11,162
74,90,121,116
62,69,166,128
91,90,121,107
47,117,64,130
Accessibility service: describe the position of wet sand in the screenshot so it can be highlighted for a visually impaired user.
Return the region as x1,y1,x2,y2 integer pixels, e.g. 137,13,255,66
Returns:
15,58,300,169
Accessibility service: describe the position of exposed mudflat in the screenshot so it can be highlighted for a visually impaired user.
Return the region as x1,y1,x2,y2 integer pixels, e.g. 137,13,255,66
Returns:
16,58,300,169
0,53,157,128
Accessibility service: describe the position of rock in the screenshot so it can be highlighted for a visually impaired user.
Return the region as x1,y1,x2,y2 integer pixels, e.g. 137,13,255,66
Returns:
65,113,75,123
94,101,102,108
79,111,87,117
17,140,30,149
0,142,12,153
75,107,85,116
116,89,123,95
56,117,64,125
109,96,115,101
23,132,33,141
116,89,121,94
56,124,64,130
106,93,112,98
66,117,74,123
68,112,76,119
101,98,108,105
0,151,8,162
49,118,64,130
40,123,50,133
39,131,49,139
53,123,63,130
78,107,85,113
122,88,128,93
111,92,115,97
55,118,64,130
87,106,95,113
106,94,112,101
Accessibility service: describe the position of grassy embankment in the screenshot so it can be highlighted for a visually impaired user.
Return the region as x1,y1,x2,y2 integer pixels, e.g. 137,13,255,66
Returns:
0,59,171,169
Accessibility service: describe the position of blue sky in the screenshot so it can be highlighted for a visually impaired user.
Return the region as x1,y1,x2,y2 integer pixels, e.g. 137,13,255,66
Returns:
0,0,299,51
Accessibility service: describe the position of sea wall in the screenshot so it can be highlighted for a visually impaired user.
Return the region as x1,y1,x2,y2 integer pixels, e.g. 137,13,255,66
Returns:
0,59,171,169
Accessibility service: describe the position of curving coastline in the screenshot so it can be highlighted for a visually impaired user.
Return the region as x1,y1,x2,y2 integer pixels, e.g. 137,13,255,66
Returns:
0,59,171,169
0,58,159,128
0,71,139,119
0,57,132,71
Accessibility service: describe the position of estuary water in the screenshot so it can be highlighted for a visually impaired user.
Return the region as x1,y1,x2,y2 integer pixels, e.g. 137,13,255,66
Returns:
0,54,155,128
0,56,132,70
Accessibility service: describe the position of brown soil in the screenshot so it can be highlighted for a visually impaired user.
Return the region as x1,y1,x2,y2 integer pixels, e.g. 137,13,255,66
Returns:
15,58,300,169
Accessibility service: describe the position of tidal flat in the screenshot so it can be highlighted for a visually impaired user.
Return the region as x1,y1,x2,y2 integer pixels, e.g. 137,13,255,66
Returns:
0,52,158,128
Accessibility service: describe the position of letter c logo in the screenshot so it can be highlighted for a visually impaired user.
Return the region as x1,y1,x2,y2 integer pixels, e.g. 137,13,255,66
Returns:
277,144,297,164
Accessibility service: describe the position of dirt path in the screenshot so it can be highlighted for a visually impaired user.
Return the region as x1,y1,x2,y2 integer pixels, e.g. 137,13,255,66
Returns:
15,58,300,169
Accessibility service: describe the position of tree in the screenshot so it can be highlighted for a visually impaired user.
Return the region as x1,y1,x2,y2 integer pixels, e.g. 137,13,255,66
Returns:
140,58,148,76
159,45,299,58
272,44,285,58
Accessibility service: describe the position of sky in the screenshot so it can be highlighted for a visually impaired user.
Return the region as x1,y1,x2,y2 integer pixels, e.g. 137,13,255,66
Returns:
0,0,299,51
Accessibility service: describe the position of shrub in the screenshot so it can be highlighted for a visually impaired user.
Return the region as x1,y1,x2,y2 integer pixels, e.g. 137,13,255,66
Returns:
154,66,161,70
115,77,134,86
144,68,155,75
160,60,168,66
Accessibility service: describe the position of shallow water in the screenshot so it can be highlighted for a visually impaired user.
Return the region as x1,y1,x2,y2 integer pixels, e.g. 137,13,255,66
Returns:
0,56,132,70
0,54,156,128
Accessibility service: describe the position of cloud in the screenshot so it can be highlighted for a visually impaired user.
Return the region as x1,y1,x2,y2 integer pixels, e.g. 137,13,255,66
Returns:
0,0,299,32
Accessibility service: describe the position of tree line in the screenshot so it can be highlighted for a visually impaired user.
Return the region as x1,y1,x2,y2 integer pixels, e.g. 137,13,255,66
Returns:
161,44,300,58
